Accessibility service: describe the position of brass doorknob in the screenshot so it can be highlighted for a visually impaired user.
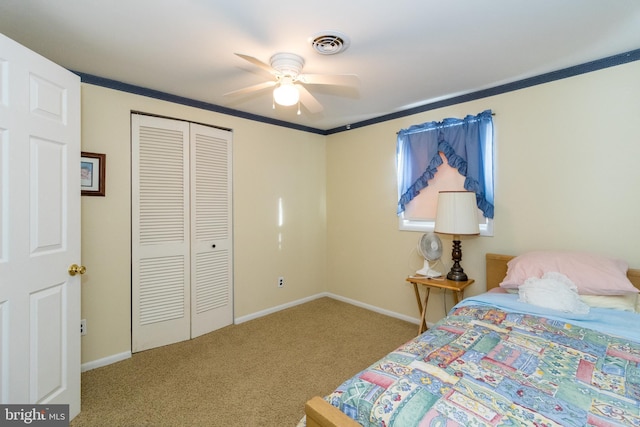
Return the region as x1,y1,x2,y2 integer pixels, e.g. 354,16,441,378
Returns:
68,264,87,276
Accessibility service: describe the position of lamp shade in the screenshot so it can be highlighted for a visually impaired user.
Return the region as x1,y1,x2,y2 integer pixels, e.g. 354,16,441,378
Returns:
273,78,299,106
434,191,480,236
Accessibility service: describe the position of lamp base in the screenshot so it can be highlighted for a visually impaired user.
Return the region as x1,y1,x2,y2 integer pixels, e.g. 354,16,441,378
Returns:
446,270,468,282
446,239,468,282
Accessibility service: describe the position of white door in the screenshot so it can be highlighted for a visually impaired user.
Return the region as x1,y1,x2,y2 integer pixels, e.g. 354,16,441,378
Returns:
131,115,190,352
0,33,81,417
190,124,233,338
132,115,233,351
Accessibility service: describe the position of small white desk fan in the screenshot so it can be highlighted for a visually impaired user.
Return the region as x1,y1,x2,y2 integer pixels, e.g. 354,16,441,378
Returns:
416,232,443,278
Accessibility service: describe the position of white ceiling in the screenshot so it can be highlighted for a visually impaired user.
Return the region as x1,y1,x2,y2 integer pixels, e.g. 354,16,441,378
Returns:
1,0,639,131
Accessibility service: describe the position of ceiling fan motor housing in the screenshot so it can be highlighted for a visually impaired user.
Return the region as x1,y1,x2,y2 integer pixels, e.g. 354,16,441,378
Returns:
270,53,305,79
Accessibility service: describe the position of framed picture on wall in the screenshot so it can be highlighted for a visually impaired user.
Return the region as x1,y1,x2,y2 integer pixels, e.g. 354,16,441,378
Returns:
81,152,106,196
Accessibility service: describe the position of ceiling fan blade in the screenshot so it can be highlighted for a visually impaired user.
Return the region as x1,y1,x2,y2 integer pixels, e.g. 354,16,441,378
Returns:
297,85,323,114
223,80,275,97
234,53,278,76
298,73,359,87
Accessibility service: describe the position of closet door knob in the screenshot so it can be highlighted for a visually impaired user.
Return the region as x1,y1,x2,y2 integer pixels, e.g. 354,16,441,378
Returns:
212,244,216,248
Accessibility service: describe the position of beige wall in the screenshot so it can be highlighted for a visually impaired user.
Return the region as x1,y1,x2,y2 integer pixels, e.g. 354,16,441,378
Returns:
325,60,640,324
80,85,326,364
80,59,640,365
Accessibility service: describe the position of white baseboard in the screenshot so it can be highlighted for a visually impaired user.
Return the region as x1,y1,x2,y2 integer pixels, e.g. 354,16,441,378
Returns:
234,292,422,326
325,293,421,325
82,294,423,372
234,293,328,324
81,350,131,372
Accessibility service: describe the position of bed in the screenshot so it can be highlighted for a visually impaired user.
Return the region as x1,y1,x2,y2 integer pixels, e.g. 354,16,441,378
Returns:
301,252,640,427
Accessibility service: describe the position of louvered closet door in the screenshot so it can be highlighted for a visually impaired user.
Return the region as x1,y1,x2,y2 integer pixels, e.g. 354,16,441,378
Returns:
190,124,233,338
132,115,190,352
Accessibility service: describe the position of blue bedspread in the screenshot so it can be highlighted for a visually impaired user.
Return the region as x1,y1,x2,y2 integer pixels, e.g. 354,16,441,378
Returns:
458,293,640,344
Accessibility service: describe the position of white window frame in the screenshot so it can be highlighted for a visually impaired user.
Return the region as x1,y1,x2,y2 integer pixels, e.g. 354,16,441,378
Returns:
399,213,494,236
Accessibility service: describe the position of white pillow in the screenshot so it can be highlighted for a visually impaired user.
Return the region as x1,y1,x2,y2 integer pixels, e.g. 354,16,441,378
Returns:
518,272,590,314
579,294,637,312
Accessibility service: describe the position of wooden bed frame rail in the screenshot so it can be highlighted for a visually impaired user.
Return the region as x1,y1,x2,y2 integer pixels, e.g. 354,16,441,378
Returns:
305,397,361,427
304,253,640,427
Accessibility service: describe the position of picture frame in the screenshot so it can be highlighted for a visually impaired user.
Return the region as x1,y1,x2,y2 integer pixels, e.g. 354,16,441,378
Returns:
81,152,106,196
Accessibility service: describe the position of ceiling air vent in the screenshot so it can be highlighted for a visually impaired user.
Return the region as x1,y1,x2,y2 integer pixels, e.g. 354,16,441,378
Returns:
310,31,350,55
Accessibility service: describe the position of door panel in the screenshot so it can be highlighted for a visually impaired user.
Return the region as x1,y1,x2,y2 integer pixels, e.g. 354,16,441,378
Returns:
0,301,7,401
190,124,233,338
30,284,64,402
0,33,81,417
30,137,65,252
131,115,190,352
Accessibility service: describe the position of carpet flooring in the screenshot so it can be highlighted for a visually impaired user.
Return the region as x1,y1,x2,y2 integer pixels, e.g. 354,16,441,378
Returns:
70,297,416,426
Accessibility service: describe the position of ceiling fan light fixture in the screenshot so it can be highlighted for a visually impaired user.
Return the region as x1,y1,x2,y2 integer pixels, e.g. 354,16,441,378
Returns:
273,80,299,106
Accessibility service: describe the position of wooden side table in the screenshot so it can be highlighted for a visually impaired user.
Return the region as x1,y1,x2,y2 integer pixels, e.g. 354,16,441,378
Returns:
406,276,475,334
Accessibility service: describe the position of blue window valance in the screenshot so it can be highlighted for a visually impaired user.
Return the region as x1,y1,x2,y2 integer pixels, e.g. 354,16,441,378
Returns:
397,109,494,218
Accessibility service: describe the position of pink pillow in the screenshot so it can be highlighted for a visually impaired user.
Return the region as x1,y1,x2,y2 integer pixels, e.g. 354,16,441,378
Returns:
499,251,637,296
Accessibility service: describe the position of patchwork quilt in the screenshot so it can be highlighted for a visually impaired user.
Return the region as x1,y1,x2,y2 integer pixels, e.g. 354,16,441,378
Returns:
322,305,640,427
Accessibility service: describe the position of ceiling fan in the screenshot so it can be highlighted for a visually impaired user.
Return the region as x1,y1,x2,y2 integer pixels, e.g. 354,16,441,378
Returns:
225,52,359,114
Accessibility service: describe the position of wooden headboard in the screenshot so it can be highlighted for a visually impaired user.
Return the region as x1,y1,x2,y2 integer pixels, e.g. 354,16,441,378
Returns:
486,253,640,291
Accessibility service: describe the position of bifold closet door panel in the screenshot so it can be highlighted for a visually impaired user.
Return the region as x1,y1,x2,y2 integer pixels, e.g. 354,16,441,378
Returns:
190,123,233,338
132,114,191,352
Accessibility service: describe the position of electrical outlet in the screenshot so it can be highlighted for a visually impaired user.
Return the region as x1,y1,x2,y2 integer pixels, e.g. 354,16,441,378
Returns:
80,319,87,336
278,277,284,288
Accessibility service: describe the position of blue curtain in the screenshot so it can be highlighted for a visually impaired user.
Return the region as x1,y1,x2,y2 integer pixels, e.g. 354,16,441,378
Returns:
396,109,494,218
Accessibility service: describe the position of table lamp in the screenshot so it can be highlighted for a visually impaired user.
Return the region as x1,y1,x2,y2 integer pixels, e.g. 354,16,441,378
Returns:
434,191,480,281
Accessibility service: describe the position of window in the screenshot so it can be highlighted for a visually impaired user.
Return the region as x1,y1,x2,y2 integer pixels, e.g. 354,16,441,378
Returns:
397,110,494,236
